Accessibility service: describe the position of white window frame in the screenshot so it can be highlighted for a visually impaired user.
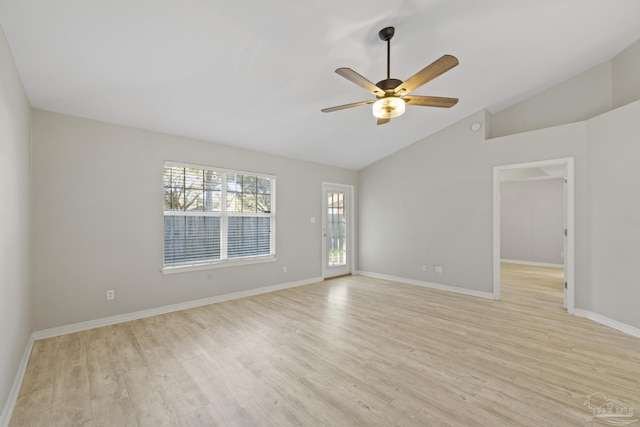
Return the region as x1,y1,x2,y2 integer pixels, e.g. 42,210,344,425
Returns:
162,161,276,274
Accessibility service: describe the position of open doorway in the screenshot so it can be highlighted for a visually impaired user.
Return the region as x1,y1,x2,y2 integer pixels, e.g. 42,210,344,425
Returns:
492,158,575,314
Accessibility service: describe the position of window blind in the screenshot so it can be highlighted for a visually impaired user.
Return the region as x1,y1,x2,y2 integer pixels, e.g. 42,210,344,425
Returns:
164,163,275,268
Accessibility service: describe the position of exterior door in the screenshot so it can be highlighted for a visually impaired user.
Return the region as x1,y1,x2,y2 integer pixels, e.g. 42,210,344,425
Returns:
322,183,352,278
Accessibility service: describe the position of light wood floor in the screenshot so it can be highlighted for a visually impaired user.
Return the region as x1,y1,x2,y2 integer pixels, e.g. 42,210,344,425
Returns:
10,264,640,426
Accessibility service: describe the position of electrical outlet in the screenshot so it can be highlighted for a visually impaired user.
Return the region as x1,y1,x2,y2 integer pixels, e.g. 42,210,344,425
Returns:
282,266,287,273
435,265,444,275
422,264,427,272
106,289,115,301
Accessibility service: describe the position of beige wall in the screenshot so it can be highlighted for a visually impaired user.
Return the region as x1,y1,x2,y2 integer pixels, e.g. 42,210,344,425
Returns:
490,37,640,138
501,178,565,265
0,28,32,422
586,100,640,327
31,110,357,330
490,62,613,138
612,39,640,109
358,110,589,300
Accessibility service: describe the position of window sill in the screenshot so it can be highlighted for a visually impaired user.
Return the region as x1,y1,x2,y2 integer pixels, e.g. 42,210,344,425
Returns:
162,255,277,274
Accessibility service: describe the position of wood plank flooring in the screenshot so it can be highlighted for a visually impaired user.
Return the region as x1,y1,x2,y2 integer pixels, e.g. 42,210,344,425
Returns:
10,264,640,426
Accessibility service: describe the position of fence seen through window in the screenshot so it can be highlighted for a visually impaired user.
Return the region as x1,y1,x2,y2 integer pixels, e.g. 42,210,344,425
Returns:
164,163,275,268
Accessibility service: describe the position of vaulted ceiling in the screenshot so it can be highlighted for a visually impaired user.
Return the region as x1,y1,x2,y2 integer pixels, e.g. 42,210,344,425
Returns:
2,0,640,170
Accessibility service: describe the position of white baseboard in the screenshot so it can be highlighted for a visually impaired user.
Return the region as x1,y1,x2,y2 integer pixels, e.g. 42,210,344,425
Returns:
573,309,640,339
33,277,322,340
501,259,564,268
0,334,35,427
356,271,496,300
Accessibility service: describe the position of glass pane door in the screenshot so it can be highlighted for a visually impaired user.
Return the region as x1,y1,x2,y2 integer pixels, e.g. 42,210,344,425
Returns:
327,191,346,267
323,183,351,278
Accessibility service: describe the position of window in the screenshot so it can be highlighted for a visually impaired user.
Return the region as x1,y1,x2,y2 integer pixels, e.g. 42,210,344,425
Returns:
163,162,275,270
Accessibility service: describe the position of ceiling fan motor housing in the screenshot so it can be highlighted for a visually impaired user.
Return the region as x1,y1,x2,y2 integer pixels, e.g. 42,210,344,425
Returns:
376,78,403,95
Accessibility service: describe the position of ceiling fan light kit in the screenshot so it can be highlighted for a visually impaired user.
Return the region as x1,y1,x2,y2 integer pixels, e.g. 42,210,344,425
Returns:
322,26,459,125
372,96,405,119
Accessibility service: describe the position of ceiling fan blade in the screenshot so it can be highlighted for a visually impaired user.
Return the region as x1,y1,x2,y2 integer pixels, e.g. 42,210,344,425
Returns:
377,118,390,125
403,95,459,108
394,55,459,96
335,68,385,96
321,100,374,113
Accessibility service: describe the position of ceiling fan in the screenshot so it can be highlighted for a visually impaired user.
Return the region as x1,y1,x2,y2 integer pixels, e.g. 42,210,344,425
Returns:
321,26,459,125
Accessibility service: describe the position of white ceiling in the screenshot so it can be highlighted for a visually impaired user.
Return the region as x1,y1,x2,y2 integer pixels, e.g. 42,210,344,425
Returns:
2,1,640,170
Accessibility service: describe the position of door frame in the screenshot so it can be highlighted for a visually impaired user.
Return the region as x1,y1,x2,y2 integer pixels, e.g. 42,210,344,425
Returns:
492,157,575,313
322,182,355,279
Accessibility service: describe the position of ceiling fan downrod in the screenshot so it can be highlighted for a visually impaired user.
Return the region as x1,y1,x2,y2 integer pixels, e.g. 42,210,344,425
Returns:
376,27,403,93
379,26,395,81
